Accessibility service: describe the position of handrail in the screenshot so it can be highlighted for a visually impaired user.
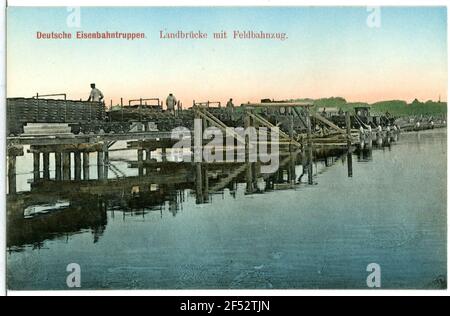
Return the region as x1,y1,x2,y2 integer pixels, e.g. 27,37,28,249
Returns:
194,101,221,108
33,93,67,100
128,98,161,107
244,102,313,108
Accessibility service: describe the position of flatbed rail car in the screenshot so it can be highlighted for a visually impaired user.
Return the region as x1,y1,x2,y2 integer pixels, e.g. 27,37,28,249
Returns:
325,107,395,129
7,97,107,135
6,97,199,135
6,97,185,135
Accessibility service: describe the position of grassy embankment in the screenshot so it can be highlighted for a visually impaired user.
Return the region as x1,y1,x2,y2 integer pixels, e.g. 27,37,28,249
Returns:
301,97,447,117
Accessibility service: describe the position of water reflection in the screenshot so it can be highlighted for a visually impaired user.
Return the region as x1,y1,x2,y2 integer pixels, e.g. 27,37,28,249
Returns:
7,133,400,251
8,196,107,250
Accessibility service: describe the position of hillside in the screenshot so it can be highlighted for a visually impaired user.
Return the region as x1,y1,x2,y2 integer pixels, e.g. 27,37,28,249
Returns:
291,97,447,116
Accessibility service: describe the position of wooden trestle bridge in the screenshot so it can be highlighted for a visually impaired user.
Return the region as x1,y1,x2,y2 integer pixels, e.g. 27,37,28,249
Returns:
6,99,365,198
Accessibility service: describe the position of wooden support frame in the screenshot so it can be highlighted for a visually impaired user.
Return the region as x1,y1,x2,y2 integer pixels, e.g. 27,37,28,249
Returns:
245,110,302,148
208,164,248,193
309,111,346,135
194,106,247,146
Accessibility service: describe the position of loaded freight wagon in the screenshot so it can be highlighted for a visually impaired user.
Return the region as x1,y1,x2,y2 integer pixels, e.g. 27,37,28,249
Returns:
6,97,106,135
6,96,194,135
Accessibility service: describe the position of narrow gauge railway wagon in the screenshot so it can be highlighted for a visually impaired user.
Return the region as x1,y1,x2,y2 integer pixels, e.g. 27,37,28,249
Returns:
328,107,395,129
6,97,108,135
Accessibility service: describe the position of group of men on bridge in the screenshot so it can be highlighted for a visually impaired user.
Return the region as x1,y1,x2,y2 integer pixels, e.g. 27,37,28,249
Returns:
87,83,236,114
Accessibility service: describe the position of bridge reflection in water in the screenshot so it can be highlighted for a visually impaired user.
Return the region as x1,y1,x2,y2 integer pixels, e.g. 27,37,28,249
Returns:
6,133,398,251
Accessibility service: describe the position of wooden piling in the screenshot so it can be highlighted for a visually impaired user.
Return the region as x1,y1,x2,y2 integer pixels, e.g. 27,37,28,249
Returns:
306,109,313,185
43,152,50,180
97,150,104,180
308,148,314,185
62,152,71,180
97,150,104,167
143,149,151,174
55,152,62,181
161,147,167,162
203,164,209,202
83,152,90,180
121,98,124,122
194,106,203,163
137,149,144,177
346,111,352,148
74,152,82,180
33,152,40,182
8,155,16,194
196,162,203,204
289,152,296,184
289,112,294,152
145,149,151,161
252,162,259,189
347,152,353,178
245,109,254,193
103,143,109,179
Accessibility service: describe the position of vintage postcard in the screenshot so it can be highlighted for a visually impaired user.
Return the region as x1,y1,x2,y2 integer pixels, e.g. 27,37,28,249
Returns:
4,4,448,293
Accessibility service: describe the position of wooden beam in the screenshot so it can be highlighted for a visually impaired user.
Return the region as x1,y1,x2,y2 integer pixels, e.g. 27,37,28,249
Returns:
29,143,103,153
310,111,346,134
209,164,247,193
246,111,302,148
244,102,313,108
195,108,247,146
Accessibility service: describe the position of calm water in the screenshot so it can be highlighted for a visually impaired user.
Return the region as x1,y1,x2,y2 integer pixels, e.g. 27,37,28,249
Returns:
7,129,447,290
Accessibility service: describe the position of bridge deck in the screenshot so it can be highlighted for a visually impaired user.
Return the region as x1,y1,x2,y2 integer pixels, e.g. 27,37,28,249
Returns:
7,131,178,146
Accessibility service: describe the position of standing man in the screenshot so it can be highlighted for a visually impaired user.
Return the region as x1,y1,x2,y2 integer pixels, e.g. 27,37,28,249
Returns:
87,83,104,102
166,93,177,115
226,98,235,108
226,98,235,113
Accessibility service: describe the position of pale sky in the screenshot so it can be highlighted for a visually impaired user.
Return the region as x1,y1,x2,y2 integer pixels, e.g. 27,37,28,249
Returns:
7,6,448,107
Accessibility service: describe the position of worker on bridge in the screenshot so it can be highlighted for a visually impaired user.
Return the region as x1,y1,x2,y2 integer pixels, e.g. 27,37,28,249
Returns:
87,83,104,103
166,93,177,115
226,98,235,112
